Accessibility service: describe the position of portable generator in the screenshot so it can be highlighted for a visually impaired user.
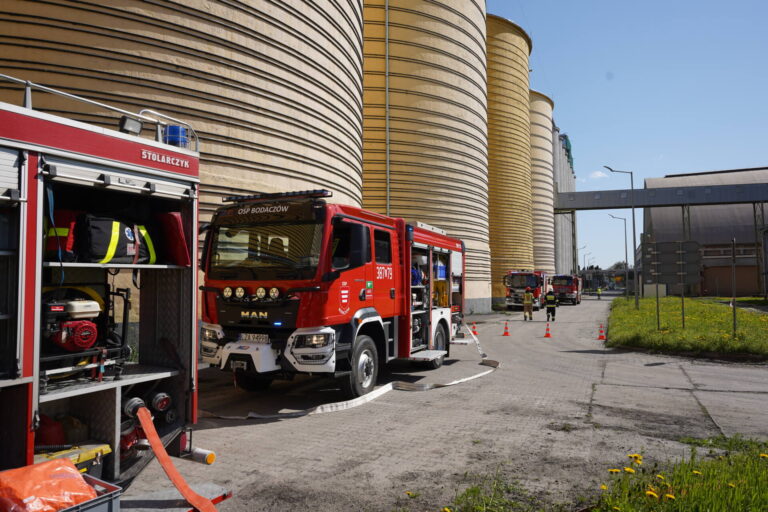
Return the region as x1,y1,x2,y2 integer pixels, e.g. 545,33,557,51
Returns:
43,299,101,352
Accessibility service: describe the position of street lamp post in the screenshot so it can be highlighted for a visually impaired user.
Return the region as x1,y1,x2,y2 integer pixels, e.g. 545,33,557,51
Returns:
609,214,629,301
605,166,639,309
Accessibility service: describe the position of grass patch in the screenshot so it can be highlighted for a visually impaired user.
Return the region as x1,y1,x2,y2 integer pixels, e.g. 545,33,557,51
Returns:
607,297,768,357
441,472,575,512
594,437,768,511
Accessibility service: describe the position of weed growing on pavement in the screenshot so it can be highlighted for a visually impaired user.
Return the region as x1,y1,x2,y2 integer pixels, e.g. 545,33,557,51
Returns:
593,437,768,511
607,297,768,357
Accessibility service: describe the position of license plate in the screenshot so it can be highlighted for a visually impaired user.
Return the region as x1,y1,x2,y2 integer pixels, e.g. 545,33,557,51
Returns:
239,333,270,344
231,360,248,371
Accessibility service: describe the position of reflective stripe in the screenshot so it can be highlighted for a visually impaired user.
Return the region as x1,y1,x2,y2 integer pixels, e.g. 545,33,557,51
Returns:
137,225,156,264
99,221,121,264
47,227,70,236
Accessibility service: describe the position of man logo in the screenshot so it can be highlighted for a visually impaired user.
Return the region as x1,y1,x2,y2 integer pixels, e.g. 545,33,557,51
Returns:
241,311,268,319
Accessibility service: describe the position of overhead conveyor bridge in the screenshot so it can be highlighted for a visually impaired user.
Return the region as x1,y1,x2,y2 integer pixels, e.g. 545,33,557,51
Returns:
555,183,768,212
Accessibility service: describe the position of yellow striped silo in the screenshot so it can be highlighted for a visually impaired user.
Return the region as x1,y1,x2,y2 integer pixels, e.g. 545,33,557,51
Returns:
362,0,490,312
486,15,533,301
0,1,364,213
529,90,556,274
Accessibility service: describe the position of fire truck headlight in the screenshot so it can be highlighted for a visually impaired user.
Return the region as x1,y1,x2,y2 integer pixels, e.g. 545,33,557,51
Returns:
235,287,246,299
294,333,332,348
200,323,224,343
222,287,233,299
269,287,280,299
256,287,267,299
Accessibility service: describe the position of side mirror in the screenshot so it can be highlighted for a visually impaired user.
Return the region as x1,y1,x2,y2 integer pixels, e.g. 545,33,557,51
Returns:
199,222,210,235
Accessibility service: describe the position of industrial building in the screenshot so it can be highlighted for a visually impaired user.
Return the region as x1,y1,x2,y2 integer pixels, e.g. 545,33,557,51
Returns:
553,129,577,274
0,1,574,312
643,167,768,296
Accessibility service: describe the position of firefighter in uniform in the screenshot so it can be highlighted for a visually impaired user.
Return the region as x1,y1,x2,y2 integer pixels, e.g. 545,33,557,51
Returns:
523,287,534,321
597,287,602,300
545,289,558,322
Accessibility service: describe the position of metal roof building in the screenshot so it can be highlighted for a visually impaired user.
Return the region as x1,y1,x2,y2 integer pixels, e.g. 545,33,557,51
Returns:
643,167,768,296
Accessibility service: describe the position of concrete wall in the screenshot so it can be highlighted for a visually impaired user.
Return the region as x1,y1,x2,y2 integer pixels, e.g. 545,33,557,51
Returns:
486,15,534,302
362,0,490,312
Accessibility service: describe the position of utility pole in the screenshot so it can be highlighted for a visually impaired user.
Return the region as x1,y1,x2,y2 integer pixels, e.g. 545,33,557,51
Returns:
605,166,639,309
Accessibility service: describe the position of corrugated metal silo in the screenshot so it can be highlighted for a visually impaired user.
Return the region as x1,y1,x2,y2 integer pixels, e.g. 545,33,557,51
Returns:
0,1,365,214
363,0,490,312
486,14,533,301
529,90,556,274
553,126,577,274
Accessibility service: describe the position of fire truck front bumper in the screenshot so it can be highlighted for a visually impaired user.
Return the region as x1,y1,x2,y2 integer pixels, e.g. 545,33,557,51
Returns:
506,294,523,306
284,327,337,374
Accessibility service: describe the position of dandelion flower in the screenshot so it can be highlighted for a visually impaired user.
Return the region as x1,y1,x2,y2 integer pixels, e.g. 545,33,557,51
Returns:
665,494,676,500
612,508,621,511
645,490,659,499
441,508,452,512
692,470,702,476
760,453,768,458
608,468,621,473
656,474,665,480
728,483,736,488
405,491,414,497
623,467,635,474
600,484,608,490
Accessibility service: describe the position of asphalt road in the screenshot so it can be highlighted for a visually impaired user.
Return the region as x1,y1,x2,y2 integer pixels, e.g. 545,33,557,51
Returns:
125,295,768,511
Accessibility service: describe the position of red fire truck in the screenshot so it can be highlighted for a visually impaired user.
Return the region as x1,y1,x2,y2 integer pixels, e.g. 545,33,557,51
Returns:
0,74,214,489
503,270,551,310
551,274,582,304
199,191,466,397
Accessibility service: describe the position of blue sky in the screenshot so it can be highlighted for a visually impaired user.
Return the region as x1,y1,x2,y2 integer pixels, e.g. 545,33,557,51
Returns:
487,0,768,269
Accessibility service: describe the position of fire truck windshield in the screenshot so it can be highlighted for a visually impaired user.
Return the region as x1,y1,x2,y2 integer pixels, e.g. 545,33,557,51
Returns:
208,222,323,280
552,276,573,286
505,274,538,289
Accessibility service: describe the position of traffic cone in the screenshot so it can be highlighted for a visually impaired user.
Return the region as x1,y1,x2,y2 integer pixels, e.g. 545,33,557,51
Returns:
471,322,478,336
502,321,510,336
597,324,606,341
544,323,552,338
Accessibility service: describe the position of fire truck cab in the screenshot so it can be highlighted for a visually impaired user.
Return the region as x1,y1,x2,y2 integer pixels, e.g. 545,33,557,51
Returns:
503,270,550,310
200,191,465,397
551,274,581,305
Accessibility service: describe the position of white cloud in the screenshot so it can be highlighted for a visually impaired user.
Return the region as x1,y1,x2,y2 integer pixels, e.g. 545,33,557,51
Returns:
576,177,587,183
589,170,609,179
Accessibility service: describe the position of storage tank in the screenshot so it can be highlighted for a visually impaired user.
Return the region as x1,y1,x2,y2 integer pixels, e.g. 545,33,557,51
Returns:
553,126,577,274
0,1,364,213
486,15,533,301
530,90,556,274
362,0,490,312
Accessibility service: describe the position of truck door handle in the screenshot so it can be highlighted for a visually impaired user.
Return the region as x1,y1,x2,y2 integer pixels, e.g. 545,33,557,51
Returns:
390,288,395,299
359,289,366,300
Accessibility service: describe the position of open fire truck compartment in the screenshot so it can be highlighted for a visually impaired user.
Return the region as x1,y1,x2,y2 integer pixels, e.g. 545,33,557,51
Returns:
199,190,466,397
0,73,207,487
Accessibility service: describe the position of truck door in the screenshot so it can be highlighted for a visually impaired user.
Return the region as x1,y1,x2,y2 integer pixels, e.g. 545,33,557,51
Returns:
326,218,372,325
372,228,397,318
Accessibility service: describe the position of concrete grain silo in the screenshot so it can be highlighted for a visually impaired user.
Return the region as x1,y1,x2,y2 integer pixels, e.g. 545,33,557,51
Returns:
486,14,533,301
553,126,576,274
529,90,556,274
362,0,490,312
0,1,364,215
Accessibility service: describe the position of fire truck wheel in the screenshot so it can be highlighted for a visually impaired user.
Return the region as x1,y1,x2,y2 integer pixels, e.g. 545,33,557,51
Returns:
341,336,378,398
428,324,447,369
234,372,272,392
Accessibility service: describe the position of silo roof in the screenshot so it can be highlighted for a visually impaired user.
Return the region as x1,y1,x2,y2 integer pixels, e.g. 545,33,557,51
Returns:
486,14,532,55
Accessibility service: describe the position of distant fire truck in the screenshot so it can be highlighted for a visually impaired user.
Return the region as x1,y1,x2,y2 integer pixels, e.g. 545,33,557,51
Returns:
551,274,582,304
504,270,551,310
200,190,466,397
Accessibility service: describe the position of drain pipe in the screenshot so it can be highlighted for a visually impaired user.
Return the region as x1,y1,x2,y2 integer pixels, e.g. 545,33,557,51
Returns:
385,0,391,215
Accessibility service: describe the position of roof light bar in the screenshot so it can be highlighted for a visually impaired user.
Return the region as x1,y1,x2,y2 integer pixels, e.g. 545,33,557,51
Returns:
223,189,332,203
